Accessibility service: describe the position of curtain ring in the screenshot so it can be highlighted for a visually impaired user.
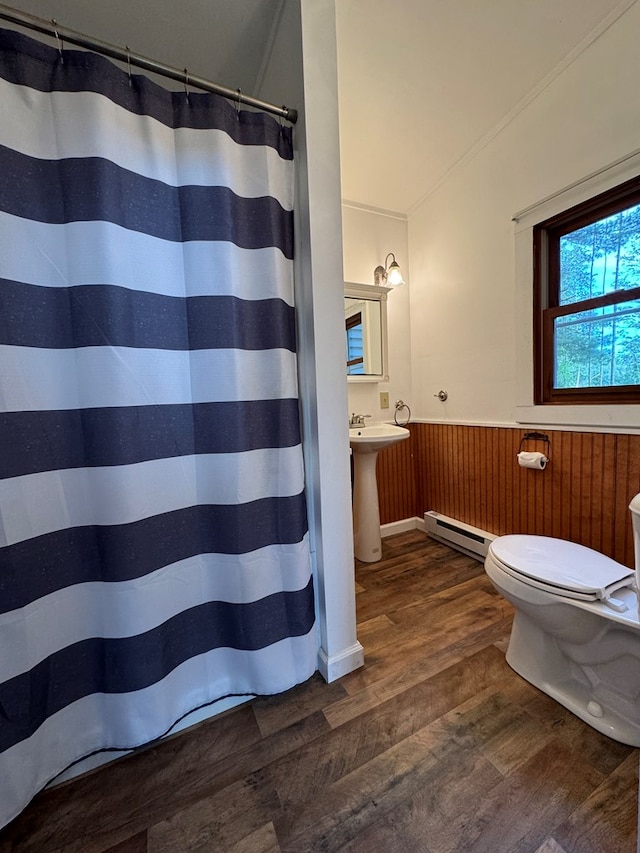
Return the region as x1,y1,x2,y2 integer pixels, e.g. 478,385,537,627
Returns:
183,69,190,103
126,46,132,86
52,20,64,64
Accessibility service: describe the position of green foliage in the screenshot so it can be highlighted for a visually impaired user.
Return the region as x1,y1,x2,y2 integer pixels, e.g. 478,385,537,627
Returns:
555,203,640,388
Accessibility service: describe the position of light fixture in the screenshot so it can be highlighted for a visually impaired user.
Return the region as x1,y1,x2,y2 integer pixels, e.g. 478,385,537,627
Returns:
374,252,405,287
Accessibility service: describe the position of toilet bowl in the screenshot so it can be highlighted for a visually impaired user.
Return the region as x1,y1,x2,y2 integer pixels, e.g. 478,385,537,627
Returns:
484,493,640,746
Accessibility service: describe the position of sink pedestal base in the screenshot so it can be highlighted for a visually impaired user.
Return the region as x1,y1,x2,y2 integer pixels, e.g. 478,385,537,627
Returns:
352,451,382,562
349,423,409,564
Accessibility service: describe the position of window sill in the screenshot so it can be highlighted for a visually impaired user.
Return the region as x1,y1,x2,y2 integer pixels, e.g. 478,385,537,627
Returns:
516,404,640,433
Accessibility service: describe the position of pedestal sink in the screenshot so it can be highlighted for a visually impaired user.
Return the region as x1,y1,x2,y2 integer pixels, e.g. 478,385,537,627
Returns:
349,423,409,562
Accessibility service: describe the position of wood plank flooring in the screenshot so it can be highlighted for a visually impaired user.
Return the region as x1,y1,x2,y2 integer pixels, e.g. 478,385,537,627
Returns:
1,531,637,852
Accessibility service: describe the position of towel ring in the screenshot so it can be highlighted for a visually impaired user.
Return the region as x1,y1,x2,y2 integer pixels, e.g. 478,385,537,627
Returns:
394,399,411,426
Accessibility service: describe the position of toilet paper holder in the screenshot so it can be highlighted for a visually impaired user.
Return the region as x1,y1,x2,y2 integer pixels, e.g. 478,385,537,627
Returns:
518,431,550,460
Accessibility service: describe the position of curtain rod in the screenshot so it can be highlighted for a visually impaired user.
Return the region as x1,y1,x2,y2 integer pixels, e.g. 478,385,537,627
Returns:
0,3,298,124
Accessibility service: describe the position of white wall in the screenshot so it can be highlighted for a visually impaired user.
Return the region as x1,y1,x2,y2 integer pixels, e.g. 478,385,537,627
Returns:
262,0,363,681
342,203,412,422
407,1,640,428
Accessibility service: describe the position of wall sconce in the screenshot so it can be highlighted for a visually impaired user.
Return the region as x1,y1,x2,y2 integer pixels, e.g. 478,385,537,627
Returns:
373,253,405,287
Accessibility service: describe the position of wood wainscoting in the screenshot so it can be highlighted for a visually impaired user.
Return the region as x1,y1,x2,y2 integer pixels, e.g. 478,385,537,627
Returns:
377,423,640,568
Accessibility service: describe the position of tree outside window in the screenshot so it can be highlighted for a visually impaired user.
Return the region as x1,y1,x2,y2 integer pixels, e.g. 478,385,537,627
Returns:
534,176,640,404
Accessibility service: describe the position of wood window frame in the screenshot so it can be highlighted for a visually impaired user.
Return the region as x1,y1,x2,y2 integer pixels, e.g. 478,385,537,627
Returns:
345,311,364,371
533,175,640,405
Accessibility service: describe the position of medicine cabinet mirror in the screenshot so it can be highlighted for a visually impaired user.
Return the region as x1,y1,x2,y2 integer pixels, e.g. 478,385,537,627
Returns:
344,282,390,382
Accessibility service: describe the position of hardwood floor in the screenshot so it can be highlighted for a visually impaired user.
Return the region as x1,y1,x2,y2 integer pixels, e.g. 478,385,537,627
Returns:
1,531,637,852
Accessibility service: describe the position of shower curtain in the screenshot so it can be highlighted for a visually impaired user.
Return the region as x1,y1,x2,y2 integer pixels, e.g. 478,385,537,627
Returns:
0,28,316,828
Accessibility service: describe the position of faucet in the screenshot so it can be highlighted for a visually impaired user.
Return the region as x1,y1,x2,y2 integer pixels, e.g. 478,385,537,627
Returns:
349,413,371,427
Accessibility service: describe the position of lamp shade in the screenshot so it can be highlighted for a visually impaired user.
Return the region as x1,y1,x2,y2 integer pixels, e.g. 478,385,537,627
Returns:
386,259,405,286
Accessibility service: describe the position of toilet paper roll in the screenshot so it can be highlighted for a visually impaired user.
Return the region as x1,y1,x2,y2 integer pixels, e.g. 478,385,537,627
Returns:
517,451,548,470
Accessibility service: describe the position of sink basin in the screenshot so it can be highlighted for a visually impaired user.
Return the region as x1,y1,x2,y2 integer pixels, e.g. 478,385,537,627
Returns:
349,423,410,562
349,423,409,453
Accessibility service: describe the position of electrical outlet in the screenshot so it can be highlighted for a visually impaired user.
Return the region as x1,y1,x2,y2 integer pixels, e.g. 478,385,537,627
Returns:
380,391,390,409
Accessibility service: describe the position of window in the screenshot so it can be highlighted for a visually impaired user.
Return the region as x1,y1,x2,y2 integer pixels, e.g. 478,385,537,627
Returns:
534,176,640,404
346,312,364,375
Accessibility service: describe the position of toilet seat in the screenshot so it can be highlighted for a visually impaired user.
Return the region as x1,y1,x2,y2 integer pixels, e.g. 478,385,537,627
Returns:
489,535,635,602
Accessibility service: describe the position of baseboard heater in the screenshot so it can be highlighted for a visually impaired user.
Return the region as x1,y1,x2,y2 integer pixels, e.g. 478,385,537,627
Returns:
424,511,496,562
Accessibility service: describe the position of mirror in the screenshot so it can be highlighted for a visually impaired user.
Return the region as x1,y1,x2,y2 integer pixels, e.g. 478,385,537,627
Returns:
344,282,390,382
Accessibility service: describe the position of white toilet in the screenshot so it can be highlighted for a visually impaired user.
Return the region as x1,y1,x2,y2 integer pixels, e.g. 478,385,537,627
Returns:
484,493,640,746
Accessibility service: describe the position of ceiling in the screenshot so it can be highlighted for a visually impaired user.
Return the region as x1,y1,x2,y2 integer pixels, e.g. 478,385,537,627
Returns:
0,0,285,95
1,0,635,214
336,0,634,213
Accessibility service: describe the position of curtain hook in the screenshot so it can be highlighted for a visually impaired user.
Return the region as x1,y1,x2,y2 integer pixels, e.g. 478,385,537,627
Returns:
126,45,132,87
52,20,64,64
235,88,242,119
184,68,190,104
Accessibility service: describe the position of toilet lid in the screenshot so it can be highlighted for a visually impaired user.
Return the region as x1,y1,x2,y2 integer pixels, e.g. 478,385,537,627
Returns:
490,535,634,597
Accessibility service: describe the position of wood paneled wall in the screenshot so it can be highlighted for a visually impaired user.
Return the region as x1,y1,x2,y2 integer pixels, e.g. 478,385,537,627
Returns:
376,423,640,568
375,430,417,527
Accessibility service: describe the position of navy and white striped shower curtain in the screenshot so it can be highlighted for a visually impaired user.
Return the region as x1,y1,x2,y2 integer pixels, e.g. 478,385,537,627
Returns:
0,28,316,827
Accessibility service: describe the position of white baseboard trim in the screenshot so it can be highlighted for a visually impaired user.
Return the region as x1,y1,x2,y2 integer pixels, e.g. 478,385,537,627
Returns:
318,641,364,683
381,516,425,537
